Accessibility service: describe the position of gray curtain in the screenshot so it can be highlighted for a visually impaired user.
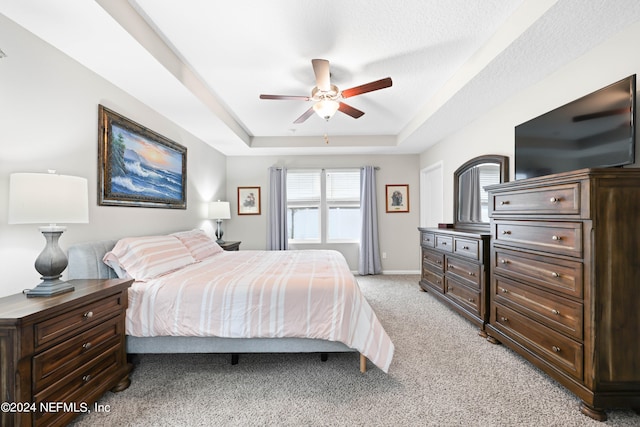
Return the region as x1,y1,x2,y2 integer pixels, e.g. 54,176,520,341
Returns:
267,167,288,250
459,167,482,222
359,166,382,275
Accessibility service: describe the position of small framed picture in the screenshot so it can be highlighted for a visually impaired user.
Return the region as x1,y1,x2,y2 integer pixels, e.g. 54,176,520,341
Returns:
386,184,409,213
238,186,261,215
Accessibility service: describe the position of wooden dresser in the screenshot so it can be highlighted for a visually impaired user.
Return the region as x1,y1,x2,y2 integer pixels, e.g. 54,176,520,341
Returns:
419,227,491,335
0,278,133,427
485,168,640,421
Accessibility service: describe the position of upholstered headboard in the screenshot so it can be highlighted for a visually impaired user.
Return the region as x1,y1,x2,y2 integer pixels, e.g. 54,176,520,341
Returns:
67,240,118,280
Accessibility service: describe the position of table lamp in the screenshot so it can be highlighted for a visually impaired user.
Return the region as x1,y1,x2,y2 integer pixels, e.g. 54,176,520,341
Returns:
208,200,231,244
8,171,89,297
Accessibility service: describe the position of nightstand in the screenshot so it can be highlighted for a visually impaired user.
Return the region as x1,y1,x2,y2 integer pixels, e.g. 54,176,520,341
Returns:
0,278,133,427
219,241,241,251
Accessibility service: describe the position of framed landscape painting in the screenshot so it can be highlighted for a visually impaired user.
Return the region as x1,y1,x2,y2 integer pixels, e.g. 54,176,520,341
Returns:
98,105,187,209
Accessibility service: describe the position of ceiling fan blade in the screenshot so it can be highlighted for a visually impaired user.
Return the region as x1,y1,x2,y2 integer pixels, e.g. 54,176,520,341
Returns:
341,77,393,99
293,107,315,124
338,102,365,119
260,94,310,101
312,59,331,91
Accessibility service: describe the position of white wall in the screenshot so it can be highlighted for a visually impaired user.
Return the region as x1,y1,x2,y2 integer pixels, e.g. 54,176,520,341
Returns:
419,19,640,222
225,154,421,273
0,15,227,297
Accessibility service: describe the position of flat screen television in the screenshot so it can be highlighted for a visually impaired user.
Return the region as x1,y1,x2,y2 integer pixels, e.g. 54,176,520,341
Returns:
515,75,636,180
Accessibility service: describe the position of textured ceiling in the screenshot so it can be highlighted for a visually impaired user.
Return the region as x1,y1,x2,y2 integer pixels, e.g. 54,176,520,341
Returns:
2,0,640,155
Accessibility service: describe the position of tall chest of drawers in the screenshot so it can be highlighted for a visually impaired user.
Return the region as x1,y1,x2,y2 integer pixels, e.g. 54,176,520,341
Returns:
0,278,133,427
419,227,491,335
485,168,640,421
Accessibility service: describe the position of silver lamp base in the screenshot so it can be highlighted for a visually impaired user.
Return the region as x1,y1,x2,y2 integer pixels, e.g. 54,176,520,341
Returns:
25,279,75,298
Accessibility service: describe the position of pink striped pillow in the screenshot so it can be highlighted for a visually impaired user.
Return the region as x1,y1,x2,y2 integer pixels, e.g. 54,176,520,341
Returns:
171,229,223,261
103,235,196,281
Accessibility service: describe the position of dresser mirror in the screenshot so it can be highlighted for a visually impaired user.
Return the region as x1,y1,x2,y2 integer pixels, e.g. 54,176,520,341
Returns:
454,154,509,232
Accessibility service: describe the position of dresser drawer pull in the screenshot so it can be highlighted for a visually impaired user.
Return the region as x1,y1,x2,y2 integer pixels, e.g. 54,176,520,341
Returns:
552,346,561,353
83,311,94,319
82,342,92,351
468,272,475,276
500,259,509,264
551,235,561,241
502,230,511,235
82,374,92,383
462,246,470,250
448,264,455,269
436,260,442,265
500,316,509,322
467,298,475,303
436,280,441,285
441,241,447,246
500,288,508,293
551,309,560,315
500,200,509,205
551,272,561,278
549,197,561,203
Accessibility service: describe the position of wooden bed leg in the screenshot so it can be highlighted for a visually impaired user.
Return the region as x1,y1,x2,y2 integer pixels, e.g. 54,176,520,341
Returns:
360,353,367,373
231,353,239,365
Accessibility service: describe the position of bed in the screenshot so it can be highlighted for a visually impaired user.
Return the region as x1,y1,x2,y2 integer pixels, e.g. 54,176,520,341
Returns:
66,231,394,373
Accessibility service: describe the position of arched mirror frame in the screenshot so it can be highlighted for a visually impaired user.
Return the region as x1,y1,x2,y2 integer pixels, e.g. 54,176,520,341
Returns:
453,154,509,232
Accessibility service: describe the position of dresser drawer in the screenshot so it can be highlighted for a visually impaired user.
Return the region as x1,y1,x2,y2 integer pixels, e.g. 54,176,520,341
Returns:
421,268,444,293
493,276,583,340
446,278,480,315
34,347,121,426
435,235,453,252
445,255,481,288
422,248,444,272
492,304,583,380
493,220,583,258
493,247,583,298
492,183,581,216
421,231,436,248
33,316,122,392
454,237,480,260
34,292,125,349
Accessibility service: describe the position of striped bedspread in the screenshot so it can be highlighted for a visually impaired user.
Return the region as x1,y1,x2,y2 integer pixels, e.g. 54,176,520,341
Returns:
126,249,394,372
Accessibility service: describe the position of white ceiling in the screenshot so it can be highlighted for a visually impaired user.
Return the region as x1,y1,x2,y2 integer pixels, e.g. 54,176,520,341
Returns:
2,0,640,156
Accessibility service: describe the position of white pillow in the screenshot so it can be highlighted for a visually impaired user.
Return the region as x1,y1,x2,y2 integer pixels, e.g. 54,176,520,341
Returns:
103,235,196,281
171,229,224,261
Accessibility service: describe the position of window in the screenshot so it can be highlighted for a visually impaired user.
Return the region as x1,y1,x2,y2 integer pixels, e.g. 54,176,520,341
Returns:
287,169,361,243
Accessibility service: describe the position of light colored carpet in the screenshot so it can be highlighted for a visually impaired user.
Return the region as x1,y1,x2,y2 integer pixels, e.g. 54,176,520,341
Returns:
71,275,638,426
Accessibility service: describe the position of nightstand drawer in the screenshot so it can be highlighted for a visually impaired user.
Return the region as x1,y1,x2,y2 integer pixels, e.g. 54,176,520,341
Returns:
33,316,123,392
34,292,126,348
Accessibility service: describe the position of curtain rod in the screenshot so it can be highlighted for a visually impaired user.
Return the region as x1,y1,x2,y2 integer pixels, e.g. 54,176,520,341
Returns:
271,167,379,170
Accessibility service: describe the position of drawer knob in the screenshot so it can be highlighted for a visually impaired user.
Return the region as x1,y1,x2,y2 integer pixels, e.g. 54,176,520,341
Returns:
448,264,455,269
468,298,475,303
500,200,509,205
436,280,441,284
500,288,508,293
462,246,470,250
441,241,447,245
549,197,561,203
551,235,561,241
551,272,561,278
468,272,475,276
82,342,92,351
551,309,560,315
83,311,94,319
552,346,561,353
82,374,92,382
437,260,442,264
500,259,509,264
502,230,511,235
500,316,509,322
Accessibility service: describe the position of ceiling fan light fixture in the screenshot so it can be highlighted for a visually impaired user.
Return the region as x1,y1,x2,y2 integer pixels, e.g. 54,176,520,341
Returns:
313,99,340,121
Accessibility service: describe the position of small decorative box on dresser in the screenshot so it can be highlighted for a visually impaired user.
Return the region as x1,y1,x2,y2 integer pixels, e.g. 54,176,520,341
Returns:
485,168,640,421
0,278,133,427
419,227,491,336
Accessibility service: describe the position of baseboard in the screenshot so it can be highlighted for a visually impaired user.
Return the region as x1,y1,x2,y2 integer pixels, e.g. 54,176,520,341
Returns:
352,270,420,275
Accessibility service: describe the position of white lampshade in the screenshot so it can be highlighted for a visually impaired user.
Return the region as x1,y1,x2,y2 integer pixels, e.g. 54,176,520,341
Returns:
208,200,231,220
313,99,340,120
8,172,89,225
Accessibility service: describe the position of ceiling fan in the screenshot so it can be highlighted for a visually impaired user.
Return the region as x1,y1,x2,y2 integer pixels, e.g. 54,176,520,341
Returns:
260,59,392,123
